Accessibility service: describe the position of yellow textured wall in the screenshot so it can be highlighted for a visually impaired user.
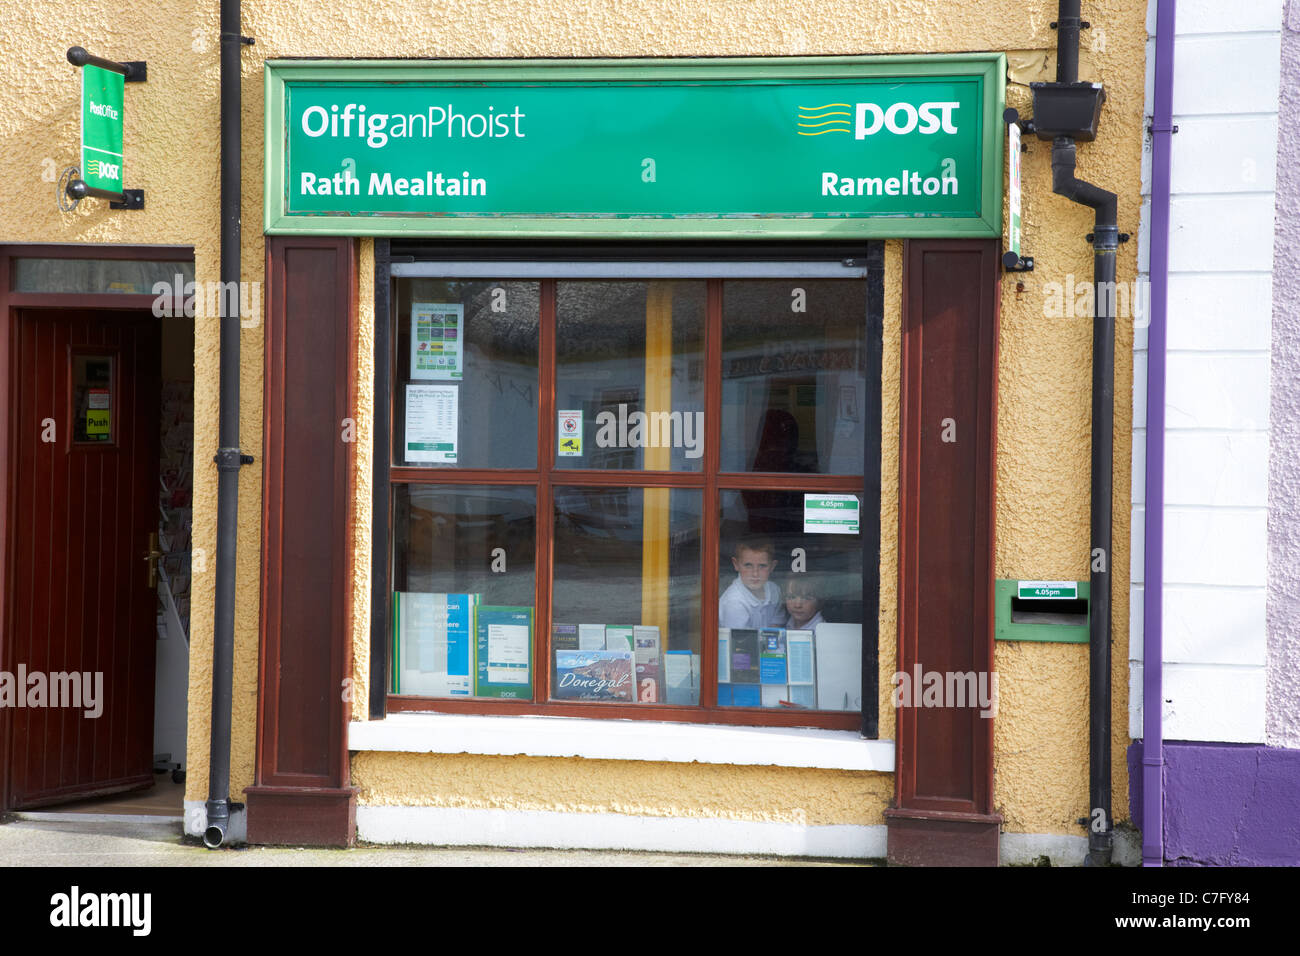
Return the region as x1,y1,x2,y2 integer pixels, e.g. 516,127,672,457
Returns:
0,0,264,810
350,239,374,720
0,0,1145,841
994,3,1142,834
354,752,893,827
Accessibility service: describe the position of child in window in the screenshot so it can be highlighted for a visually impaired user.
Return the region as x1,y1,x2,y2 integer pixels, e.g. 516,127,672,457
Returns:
783,577,825,633
719,537,785,629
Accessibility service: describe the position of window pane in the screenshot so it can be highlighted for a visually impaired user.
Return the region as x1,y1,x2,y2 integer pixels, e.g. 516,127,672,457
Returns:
395,279,539,468
717,489,862,712
12,258,194,295
72,354,113,443
721,279,867,475
392,485,536,700
552,486,701,705
556,280,705,471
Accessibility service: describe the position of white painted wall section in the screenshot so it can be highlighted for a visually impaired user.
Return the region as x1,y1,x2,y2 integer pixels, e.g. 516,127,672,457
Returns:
1131,0,1281,743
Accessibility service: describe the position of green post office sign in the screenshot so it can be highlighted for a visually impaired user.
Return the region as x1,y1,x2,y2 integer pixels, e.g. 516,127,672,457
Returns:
82,63,125,194
265,56,1005,239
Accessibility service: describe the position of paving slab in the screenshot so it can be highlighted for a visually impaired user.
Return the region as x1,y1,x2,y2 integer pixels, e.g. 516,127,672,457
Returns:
0,814,870,866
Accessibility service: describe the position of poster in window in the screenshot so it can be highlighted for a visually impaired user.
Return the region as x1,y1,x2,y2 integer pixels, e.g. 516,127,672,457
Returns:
410,302,463,381
405,383,458,463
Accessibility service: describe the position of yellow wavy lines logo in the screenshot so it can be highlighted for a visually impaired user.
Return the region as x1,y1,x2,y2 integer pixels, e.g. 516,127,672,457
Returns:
797,103,852,136
85,158,121,181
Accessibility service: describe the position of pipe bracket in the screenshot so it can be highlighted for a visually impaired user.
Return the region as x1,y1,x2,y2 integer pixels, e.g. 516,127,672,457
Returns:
214,447,255,471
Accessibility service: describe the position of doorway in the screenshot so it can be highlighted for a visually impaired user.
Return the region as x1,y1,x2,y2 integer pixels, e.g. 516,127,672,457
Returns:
1,247,195,814
6,309,160,806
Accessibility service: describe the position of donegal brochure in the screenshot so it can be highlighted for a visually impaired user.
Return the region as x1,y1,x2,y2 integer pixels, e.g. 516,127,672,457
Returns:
553,649,635,701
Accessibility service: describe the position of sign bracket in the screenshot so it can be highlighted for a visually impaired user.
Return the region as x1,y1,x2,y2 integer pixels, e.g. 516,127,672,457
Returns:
1001,108,1034,272
64,46,146,210
67,47,146,82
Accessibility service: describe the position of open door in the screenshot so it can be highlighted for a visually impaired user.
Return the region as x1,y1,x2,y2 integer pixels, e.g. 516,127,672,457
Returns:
6,308,160,808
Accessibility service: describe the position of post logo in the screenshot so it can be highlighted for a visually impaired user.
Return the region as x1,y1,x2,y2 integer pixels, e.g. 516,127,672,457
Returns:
796,103,853,136
86,158,121,182
797,101,960,138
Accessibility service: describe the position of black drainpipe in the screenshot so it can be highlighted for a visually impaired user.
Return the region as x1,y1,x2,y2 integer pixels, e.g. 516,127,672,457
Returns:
205,0,252,850
1031,0,1117,866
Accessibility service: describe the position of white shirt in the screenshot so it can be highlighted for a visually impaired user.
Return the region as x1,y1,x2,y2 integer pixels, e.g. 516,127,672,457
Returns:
785,610,824,633
718,576,785,630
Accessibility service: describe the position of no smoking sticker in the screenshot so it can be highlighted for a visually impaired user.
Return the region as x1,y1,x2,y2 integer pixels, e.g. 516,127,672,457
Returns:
558,409,582,457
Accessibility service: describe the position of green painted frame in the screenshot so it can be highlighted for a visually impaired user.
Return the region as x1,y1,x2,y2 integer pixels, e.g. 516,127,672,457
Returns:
264,55,1005,239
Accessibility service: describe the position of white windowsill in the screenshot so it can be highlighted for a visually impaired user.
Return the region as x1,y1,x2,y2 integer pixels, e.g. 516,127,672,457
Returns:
348,712,894,772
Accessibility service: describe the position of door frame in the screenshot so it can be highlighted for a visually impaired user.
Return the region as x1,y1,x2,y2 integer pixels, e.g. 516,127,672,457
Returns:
886,238,1001,865
0,243,193,811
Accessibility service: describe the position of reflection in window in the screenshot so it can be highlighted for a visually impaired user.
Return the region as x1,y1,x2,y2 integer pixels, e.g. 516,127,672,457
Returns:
552,486,702,704
556,281,705,472
395,279,539,468
13,258,194,295
721,280,867,475
391,485,536,699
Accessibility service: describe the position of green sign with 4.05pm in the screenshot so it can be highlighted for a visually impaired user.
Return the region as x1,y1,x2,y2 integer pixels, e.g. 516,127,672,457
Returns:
81,63,124,194
265,56,1004,239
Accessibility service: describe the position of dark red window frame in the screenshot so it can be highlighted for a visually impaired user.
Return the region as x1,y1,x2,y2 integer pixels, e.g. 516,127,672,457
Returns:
370,242,883,735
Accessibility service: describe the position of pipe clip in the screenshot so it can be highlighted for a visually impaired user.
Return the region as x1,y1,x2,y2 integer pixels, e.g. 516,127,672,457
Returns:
1086,225,1122,250
214,447,255,471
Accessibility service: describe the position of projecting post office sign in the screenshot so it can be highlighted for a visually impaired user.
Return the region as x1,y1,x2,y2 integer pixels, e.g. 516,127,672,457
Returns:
265,56,1005,239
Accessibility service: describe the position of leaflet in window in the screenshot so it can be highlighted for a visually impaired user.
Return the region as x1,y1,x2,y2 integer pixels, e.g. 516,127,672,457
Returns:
633,625,662,703
474,605,533,699
553,649,635,701
393,591,480,696
404,383,458,463
664,651,700,706
410,302,463,381
813,623,862,711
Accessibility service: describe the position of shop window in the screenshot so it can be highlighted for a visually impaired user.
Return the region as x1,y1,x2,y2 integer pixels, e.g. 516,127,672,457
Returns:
381,250,880,733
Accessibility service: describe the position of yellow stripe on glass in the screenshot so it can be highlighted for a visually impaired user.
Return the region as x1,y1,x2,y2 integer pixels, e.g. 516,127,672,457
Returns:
641,281,673,636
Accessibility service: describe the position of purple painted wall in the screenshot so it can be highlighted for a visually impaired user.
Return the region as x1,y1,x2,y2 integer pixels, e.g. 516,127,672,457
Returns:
1129,742,1300,865
1269,0,1300,753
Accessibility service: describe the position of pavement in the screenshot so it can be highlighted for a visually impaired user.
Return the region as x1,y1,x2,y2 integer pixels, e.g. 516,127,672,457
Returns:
0,811,868,866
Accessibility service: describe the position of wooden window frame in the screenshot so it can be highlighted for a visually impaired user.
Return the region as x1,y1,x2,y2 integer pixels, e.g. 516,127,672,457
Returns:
370,241,883,735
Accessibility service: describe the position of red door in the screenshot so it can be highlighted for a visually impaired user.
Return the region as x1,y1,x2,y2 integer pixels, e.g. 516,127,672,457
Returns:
6,309,160,808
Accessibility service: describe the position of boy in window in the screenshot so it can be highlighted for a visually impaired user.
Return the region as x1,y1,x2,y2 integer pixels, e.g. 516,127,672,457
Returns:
719,537,785,628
